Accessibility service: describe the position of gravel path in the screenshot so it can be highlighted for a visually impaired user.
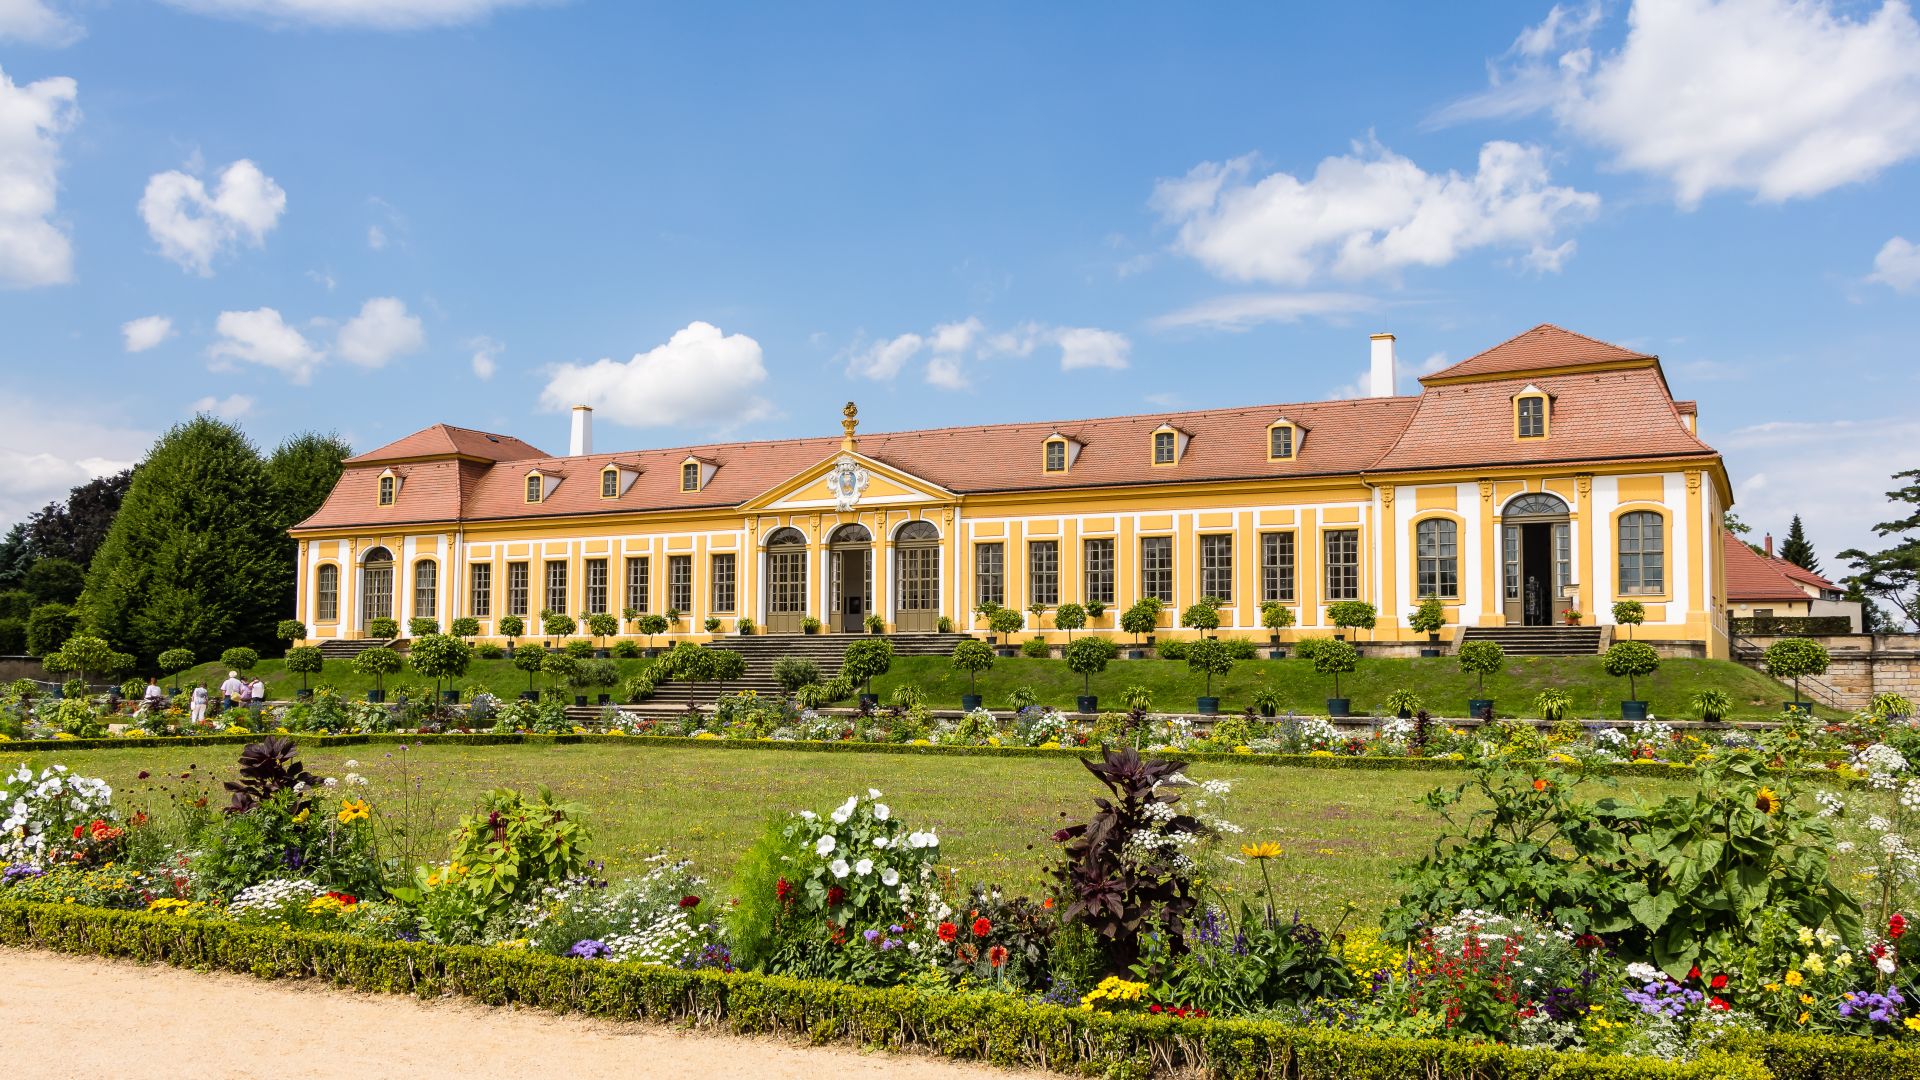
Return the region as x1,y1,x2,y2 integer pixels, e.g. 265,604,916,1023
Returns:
0,948,1046,1080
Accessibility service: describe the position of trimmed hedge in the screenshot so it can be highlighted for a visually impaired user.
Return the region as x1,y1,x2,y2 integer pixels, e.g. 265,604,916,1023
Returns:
1734,617,1855,638
0,900,1802,1080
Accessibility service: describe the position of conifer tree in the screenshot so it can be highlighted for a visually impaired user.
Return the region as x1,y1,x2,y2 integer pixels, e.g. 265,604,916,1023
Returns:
1780,513,1819,572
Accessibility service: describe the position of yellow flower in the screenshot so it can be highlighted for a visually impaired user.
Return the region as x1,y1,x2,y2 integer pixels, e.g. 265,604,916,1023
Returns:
1801,994,1815,1006
336,797,371,824
1797,1011,1809,1025
1905,1017,1920,1032
1240,842,1283,860
291,808,311,824
1785,969,1805,987
1764,983,1781,993
1755,787,1782,815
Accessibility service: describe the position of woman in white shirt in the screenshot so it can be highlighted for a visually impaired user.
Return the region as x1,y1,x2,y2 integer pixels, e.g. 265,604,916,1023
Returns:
190,682,208,724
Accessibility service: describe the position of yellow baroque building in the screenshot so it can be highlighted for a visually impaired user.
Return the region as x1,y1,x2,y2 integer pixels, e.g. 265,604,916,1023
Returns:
291,324,1735,657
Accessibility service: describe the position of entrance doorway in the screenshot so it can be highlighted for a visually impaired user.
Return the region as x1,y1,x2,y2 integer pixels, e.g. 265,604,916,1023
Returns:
827,524,872,633
361,546,394,636
1500,494,1572,626
892,520,941,632
763,528,808,634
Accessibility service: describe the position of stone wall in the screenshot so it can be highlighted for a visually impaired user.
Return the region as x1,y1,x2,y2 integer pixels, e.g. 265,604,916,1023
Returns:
1735,634,1920,710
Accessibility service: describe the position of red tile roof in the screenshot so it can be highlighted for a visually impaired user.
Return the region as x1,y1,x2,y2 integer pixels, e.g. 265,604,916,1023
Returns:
1773,558,1842,593
1723,531,1814,602
1421,324,1655,384
346,423,547,464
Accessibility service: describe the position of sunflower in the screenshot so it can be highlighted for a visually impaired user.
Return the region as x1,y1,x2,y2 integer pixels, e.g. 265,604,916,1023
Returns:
1240,842,1283,860
1755,788,1782,815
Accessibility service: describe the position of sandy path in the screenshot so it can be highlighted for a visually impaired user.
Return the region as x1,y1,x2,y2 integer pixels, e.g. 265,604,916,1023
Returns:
0,948,1047,1080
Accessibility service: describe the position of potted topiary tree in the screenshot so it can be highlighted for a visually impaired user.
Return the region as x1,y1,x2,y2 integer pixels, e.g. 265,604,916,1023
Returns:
951,638,994,711
706,616,724,635
637,613,669,655
1180,598,1222,639
1186,637,1234,714
369,617,399,641
1763,637,1830,715
1120,598,1160,658
1408,597,1446,657
542,611,577,650
1457,640,1504,719
1085,600,1107,627
220,646,260,678
709,650,746,698
157,647,194,694
1328,600,1377,645
1064,635,1116,714
408,616,439,638
1612,600,1645,639
352,646,403,703
1054,602,1087,642
450,616,480,642
842,637,894,709
1260,601,1295,658
988,606,1024,657
541,649,583,705
511,642,545,699
1603,639,1660,721
498,614,524,655
1313,638,1358,717
411,632,473,704
277,619,307,649
285,645,323,698
586,612,620,657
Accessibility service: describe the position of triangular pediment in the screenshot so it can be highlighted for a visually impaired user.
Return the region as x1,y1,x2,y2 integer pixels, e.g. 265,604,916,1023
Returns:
739,450,956,512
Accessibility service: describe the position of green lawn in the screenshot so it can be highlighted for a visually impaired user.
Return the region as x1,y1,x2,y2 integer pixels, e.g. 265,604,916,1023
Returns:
169,656,659,701
0,741,1709,927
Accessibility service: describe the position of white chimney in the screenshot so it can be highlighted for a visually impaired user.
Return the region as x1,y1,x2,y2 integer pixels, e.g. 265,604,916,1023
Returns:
569,405,593,456
1368,333,1397,398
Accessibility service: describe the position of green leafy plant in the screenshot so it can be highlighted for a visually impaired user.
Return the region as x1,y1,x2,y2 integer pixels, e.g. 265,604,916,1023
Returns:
1407,597,1446,637
497,614,524,643
1383,689,1423,717
1602,639,1661,702
1121,684,1153,713
276,619,307,644
1691,688,1733,724
1260,600,1296,639
950,639,993,696
219,646,260,674
586,612,620,645
1085,601,1106,620
541,650,582,699
935,615,954,633
987,606,1023,642
1763,637,1831,706
449,616,481,640
1327,601,1378,638
409,633,473,699
1179,598,1222,637
542,612,577,640
1249,685,1284,715
799,615,822,635
1054,602,1087,640
157,648,195,679
862,613,885,634
1534,687,1572,722
1120,598,1160,645
510,643,545,692
1457,640,1505,696
350,647,403,695
1311,638,1358,699
737,616,756,635
773,656,821,693
841,637,894,697
1020,636,1051,658
1872,691,1914,719
637,613,670,649
710,649,747,695
1611,600,1646,638
1064,635,1116,697
1008,685,1039,710
414,786,591,940
285,645,324,692
1186,637,1234,698
408,616,439,637
705,616,724,634
368,617,399,639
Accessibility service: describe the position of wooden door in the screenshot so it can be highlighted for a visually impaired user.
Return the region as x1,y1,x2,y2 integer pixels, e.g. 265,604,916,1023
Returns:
894,544,940,632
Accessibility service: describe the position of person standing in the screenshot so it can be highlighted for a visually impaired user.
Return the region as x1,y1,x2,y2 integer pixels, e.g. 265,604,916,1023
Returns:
219,670,244,707
190,682,209,725
142,677,165,712
248,675,266,711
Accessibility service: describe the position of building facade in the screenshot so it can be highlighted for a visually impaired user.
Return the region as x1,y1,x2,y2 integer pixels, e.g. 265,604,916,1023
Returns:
290,324,1736,657
1724,531,1862,632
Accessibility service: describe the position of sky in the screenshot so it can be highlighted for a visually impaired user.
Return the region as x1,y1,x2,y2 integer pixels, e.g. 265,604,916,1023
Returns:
0,0,1917,567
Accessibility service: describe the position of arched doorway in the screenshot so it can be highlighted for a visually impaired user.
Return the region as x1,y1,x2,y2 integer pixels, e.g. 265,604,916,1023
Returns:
1500,493,1572,626
827,523,872,633
892,520,941,632
361,546,394,636
763,528,808,634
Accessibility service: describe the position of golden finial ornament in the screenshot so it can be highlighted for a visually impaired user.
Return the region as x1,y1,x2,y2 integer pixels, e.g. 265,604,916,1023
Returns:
841,401,859,450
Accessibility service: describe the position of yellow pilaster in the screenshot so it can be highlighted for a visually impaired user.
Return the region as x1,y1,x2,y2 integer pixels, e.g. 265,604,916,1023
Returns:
1379,488,1399,636
1576,474,1594,622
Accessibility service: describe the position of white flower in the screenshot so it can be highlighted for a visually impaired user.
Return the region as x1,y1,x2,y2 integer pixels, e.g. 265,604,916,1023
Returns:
829,858,850,879
855,858,873,876
1626,962,1660,983
868,787,882,799
815,834,836,857
870,835,889,849
798,810,817,821
874,803,890,821
344,759,359,768
322,777,338,788
1879,955,1899,974
880,867,899,886
831,795,858,824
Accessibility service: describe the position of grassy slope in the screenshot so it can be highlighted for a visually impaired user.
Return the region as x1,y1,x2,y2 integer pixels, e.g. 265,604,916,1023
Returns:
170,657,659,700
0,741,1709,927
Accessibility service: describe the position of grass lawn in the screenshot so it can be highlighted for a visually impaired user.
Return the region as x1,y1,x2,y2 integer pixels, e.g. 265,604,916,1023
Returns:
0,740,1711,927
168,656,659,701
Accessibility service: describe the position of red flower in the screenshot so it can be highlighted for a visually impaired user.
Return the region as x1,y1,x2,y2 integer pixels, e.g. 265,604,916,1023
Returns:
71,824,83,840
827,886,845,906
987,944,1008,968
775,878,791,903
1042,897,1054,909
1532,779,1548,792
1709,996,1730,1011
327,892,358,905
1687,965,1701,982
1710,974,1728,990
1893,913,1909,939
972,917,992,938
678,895,701,908
937,921,958,943
1148,1004,1162,1014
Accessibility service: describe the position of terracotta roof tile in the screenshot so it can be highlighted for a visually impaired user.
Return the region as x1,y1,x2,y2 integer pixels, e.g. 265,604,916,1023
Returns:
1422,324,1654,383
345,423,547,464
1724,531,1813,602
1773,558,1841,593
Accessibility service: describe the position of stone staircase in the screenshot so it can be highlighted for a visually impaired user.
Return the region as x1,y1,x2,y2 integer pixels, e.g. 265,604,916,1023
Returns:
593,632,974,711
1459,626,1603,657
317,638,397,660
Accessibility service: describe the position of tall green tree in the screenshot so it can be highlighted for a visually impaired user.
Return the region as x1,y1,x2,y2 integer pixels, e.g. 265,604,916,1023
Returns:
1840,469,1920,630
1779,514,1820,572
264,431,352,617
79,417,286,663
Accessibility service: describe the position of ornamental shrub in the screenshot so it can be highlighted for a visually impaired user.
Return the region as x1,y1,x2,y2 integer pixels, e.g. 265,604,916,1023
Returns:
564,640,595,659
510,643,545,691
350,647,403,694
1179,600,1221,637
1763,637,1831,705
1602,640,1661,702
541,651,582,697
1120,598,1160,644
474,642,505,660
773,656,821,693
841,638,894,696
1156,638,1189,660
368,617,399,640
1260,601,1295,637
285,645,324,691
1408,597,1446,637
1053,602,1087,639
949,639,993,695
157,647,195,676
1691,689,1732,723
1612,600,1646,638
449,617,481,640
636,613,669,647
1064,635,1116,696
1457,640,1505,695
497,614,524,641
1186,637,1234,697
1327,600,1378,637
585,612,620,643
611,640,641,659
1020,636,1051,658
409,633,473,696
219,646,260,674
276,619,307,643
1312,638,1358,699
1222,637,1259,661
987,606,1024,640
542,612,577,639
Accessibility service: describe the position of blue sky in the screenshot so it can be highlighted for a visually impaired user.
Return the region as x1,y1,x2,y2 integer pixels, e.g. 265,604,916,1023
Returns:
1,0,1917,563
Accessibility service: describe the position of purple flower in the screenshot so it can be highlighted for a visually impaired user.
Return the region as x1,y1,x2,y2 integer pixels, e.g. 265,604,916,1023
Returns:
569,939,612,959
863,928,881,943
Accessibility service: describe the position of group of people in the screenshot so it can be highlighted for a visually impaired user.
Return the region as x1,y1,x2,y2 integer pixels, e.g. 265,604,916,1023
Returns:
135,671,266,724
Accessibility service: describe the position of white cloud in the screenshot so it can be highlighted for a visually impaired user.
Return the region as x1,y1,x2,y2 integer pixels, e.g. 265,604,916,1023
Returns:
160,0,552,29
468,335,502,380
367,224,387,250
540,321,773,430
0,0,83,45
1152,139,1598,285
844,332,923,381
1720,416,1920,562
139,158,287,275
335,296,424,367
121,315,175,353
190,393,254,419
0,393,146,527
1150,291,1376,332
0,66,78,288
1055,327,1130,372
1444,0,1920,207
1868,236,1920,292
208,307,323,383
928,316,981,356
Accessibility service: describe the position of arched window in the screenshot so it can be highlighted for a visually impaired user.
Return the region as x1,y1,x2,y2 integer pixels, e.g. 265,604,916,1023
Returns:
894,520,939,542
413,561,438,619
362,545,394,564
766,526,806,547
829,523,872,544
1503,493,1569,517
316,564,339,621
1618,511,1666,595
1415,519,1459,598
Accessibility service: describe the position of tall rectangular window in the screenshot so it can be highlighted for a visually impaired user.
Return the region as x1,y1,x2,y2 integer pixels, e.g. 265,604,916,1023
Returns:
667,555,692,612
1261,531,1295,602
1324,529,1360,601
584,558,608,614
1028,540,1059,606
1517,396,1546,438
507,561,529,616
1153,431,1175,463
624,556,649,613
1618,511,1666,595
710,553,736,612
413,561,437,619
1415,519,1459,598
469,563,491,617
1083,538,1115,606
1199,534,1233,602
1140,536,1173,602
1269,426,1293,459
377,475,395,506
316,564,338,622
1044,441,1066,472
974,543,1004,608
544,560,568,615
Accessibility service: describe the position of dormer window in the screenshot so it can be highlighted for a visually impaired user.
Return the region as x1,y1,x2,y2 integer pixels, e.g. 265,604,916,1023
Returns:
377,471,397,506
601,466,619,499
524,471,545,503
1044,439,1067,473
682,462,700,492
1267,419,1300,461
1153,430,1176,464
1515,387,1550,439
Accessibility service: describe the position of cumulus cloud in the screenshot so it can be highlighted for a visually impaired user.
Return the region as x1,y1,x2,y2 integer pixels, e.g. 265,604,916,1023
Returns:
0,392,146,527
1868,236,1920,292
1720,416,1920,562
160,0,552,29
1055,327,1130,371
844,318,1131,388
139,159,287,275
189,393,254,419
0,66,78,288
335,296,424,367
1150,291,1376,332
121,315,175,353
367,224,387,250
208,307,323,383
0,0,83,45
540,321,774,430
844,332,924,381
1152,139,1598,285
1440,0,1920,207
468,335,502,380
